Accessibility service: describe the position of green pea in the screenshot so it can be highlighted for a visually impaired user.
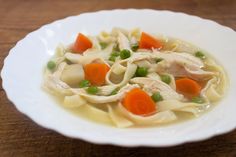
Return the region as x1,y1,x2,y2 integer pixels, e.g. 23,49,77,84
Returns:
192,96,205,104
99,42,108,49
120,49,131,59
47,61,56,70
151,92,163,102
109,56,116,62
156,58,163,63
111,51,120,57
195,51,206,59
131,43,139,52
109,51,120,62
79,80,90,88
135,67,148,77
86,86,99,95
110,87,120,95
160,75,171,84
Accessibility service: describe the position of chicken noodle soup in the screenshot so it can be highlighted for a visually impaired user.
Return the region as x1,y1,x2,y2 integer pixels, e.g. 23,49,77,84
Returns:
43,28,227,128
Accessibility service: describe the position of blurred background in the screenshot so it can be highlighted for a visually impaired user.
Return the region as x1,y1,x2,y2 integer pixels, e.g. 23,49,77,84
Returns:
0,0,235,157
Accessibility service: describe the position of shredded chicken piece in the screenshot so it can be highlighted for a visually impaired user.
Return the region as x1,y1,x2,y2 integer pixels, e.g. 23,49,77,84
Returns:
117,31,131,51
43,62,72,95
153,50,215,80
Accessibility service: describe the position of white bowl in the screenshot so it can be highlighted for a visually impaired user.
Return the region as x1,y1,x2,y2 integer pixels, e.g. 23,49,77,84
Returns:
1,9,236,147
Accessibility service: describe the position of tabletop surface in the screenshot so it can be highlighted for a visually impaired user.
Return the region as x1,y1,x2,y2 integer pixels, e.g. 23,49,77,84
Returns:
0,0,236,156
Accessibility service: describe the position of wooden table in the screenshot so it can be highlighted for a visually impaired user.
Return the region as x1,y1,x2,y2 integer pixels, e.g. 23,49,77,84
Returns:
0,0,235,156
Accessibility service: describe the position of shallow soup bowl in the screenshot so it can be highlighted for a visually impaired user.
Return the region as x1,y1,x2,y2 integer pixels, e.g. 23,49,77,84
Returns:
1,9,236,147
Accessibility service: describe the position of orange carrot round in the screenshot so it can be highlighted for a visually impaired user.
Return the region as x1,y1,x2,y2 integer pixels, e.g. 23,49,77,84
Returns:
175,78,201,99
123,88,157,116
139,32,162,49
73,33,92,53
84,63,110,86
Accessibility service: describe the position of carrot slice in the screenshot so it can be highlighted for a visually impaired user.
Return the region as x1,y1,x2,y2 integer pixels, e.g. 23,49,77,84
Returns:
84,63,110,86
123,88,156,116
139,32,162,49
73,33,92,53
175,78,201,99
